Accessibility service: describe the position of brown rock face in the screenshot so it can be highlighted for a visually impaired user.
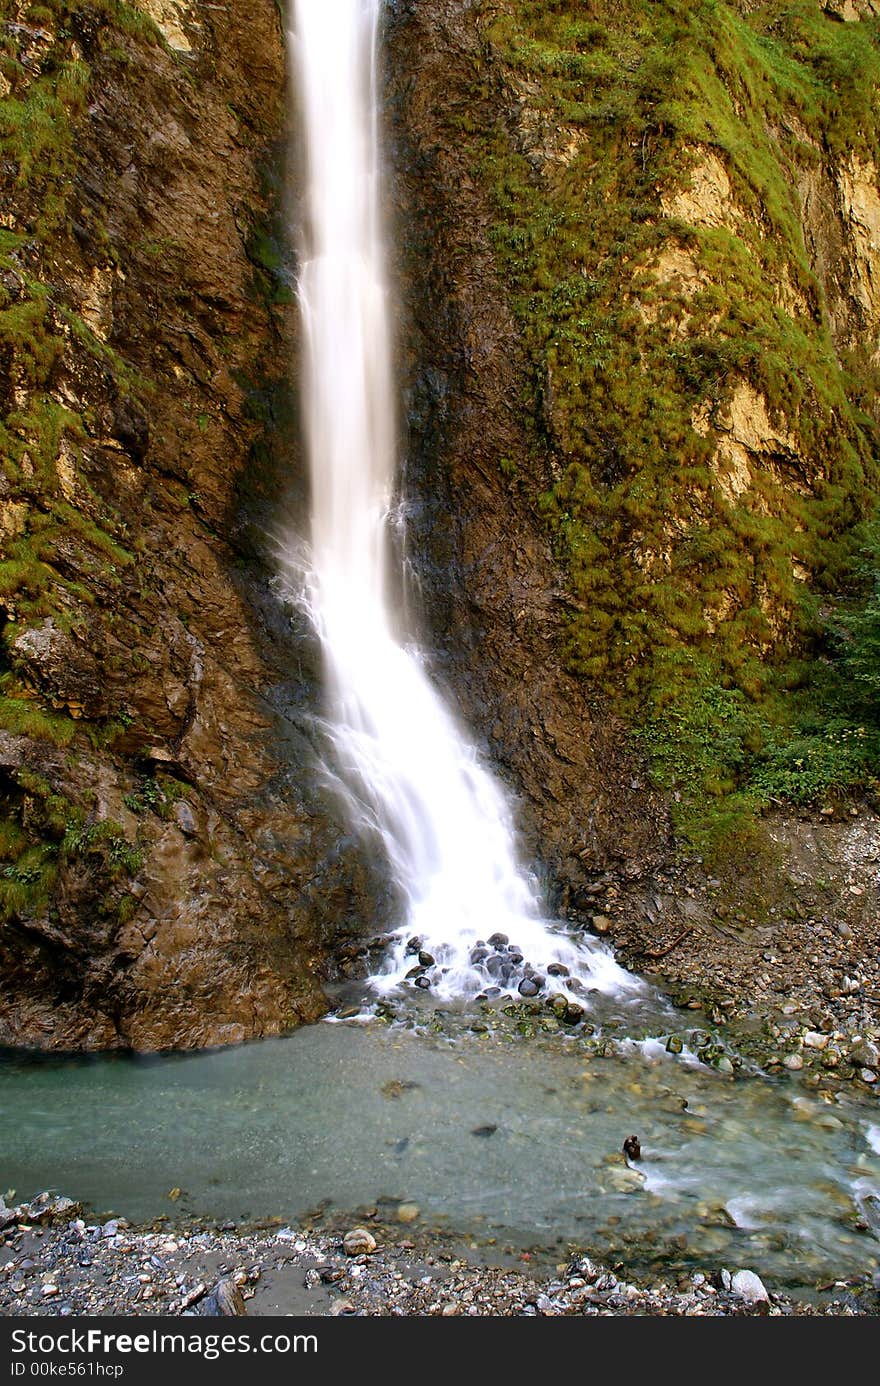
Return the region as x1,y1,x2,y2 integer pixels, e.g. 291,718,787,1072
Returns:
0,1,391,1050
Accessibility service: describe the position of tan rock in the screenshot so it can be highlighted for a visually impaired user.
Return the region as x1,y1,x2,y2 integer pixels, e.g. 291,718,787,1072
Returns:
661,151,739,230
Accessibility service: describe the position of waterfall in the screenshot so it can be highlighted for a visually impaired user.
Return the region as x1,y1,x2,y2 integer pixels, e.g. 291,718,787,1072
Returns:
285,0,639,1005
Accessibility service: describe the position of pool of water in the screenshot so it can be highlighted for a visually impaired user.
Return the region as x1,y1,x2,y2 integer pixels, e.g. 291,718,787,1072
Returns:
2,1003,879,1291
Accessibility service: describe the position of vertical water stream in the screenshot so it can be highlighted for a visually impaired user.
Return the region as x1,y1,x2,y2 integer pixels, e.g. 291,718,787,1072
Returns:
287,0,638,1003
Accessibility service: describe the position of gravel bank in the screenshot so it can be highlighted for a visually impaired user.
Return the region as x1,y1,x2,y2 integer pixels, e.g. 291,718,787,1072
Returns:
1,1197,876,1318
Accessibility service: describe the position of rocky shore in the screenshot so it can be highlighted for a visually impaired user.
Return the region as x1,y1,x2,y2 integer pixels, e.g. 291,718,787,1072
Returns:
0,1195,876,1319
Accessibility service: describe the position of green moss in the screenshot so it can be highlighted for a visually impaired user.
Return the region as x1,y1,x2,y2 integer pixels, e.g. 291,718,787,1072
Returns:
122,774,187,820
0,764,144,922
0,844,58,920
0,688,77,746
63,817,143,877
0,1,172,926
466,0,880,838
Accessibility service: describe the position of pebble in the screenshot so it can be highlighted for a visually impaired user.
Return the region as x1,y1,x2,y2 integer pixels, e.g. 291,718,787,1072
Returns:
783,1053,804,1070
396,1204,420,1225
730,1269,769,1304
343,1228,377,1256
849,1039,879,1069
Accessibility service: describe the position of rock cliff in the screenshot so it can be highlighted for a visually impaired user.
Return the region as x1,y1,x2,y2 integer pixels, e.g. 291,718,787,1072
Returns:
2,0,879,1049
0,0,387,1049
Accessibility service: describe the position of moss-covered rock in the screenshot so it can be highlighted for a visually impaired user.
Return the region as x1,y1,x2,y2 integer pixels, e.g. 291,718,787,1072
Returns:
448,0,880,849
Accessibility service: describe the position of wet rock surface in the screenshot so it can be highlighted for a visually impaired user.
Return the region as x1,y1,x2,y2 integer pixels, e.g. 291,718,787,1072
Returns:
0,1199,875,1317
0,0,387,1050
2,0,880,1061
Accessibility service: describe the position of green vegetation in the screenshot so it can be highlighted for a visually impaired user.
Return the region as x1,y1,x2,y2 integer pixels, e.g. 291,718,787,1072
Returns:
1,5,144,684
123,774,188,819
472,0,880,854
0,2,161,922
0,769,142,922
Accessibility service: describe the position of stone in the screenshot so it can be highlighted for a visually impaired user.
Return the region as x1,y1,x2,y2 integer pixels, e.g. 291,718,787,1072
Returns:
487,933,509,948
849,1039,879,1069
418,952,435,967
396,1204,420,1224
21,1194,78,1223
518,977,541,997
803,1031,828,1049
591,915,613,935
198,1277,246,1317
174,800,197,837
730,1269,769,1304
606,1167,645,1193
343,1228,377,1256
336,1004,363,1020
783,1053,803,1070
547,963,570,977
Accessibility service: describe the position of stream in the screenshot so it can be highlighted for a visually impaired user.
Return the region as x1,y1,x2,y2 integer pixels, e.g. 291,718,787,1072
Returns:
2,993,878,1296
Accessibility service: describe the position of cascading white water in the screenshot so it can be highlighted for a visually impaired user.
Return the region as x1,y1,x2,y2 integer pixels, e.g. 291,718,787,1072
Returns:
285,0,639,1005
